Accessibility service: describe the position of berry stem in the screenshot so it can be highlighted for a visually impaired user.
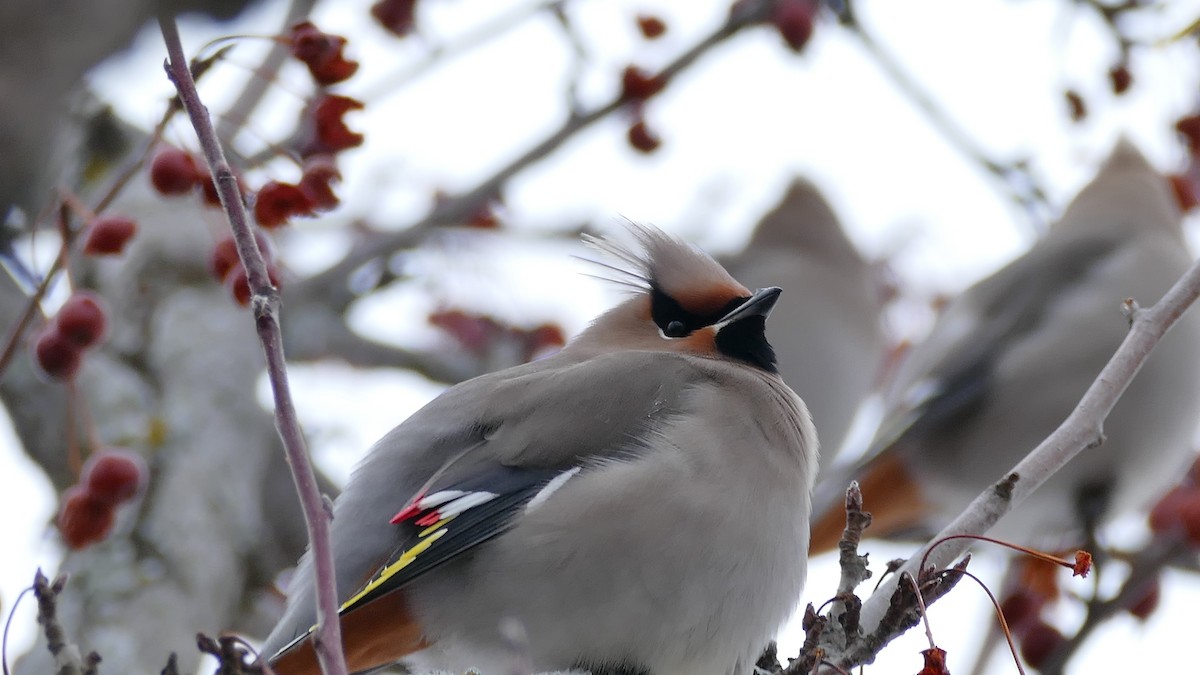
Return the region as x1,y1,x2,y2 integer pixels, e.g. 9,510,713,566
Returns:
158,15,349,675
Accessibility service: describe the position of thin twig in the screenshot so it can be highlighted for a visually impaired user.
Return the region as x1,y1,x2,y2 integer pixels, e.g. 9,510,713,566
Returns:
856,264,1200,637
294,0,778,302
836,4,1051,229
358,0,563,102
2,585,34,675
158,16,348,675
215,0,318,145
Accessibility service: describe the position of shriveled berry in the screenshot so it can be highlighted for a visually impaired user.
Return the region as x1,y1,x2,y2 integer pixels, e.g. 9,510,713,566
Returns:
1176,114,1200,155
58,486,115,549
149,147,200,195
288,21,359,85
636,14,666,39
82,215,138,256
298,157,341,210
372,0,417,37
83,449,146,505
1018,620,1066,669
1065,90,1086,123
621,66,665,101
55,291,108,349
33,329,83,380
300,95,365,158
1109,64,1132,95
627,119,661,154
254,181,317,228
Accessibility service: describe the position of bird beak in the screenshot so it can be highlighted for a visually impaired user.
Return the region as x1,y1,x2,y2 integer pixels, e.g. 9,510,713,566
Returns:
719,286,782,325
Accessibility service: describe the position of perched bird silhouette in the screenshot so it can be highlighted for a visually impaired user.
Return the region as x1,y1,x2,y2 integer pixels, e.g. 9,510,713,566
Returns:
262,225,819,675
810,139,1200,552
722,178,885,466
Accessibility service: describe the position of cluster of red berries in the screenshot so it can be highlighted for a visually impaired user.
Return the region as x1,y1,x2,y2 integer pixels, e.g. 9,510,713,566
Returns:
429,309,566,363
57,449,146,549
33,292,108,381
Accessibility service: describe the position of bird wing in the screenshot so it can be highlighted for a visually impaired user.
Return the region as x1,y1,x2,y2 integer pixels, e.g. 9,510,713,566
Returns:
810,233,1125,550
271,350,708,660
874,232,1122,453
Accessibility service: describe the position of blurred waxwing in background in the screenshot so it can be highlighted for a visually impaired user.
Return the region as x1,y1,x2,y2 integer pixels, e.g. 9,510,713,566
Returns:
721,179,886,467
262,226,819,675
809,139,1200,553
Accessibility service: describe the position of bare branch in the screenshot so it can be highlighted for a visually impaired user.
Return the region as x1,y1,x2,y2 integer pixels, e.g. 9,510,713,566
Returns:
158,16,348,675
855,260,1200,638
294,0,778,303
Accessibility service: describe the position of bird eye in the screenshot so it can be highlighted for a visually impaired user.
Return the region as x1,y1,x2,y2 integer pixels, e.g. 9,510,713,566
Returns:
664,320,688,338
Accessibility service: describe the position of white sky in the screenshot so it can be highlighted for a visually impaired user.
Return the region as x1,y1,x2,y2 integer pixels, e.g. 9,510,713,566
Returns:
4,0,1200,673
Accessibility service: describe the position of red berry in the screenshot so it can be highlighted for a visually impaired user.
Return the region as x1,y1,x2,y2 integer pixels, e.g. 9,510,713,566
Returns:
149,147,200,195
773,0,816,53
208,233,271,283
199,170,247,208
1065,90,1086,123
57,486,115,549
1109,64,1132,95
627,119,661,154
55,291,108,349
1127,575,1161,621
298,157,341,211
1018,620,1066,669
1168,174,1198,212
288,21,359,86
254,181,317,229
372,0,417,37
209,238,240,282
82,215,138,256
620,66,665,101
33,329,83,380
429,310,501,353
999,590,1044,633
226,263,281,307
300,95,365,158
1148,485,1200,538
1176,114,1200,155
83,449,146,505
636,14,667,39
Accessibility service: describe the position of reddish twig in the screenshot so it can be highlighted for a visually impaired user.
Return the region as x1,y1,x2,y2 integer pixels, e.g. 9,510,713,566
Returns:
157,16,347,675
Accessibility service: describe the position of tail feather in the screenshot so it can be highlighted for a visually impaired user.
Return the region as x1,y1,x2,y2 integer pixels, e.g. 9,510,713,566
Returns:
267,591,428,675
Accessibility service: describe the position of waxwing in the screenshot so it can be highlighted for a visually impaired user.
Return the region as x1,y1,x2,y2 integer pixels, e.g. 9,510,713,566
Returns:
721,178,885,465
262,225,819,675
809,139,1200,553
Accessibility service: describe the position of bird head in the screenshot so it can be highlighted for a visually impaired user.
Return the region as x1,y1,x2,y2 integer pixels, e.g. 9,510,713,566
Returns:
570,224,782,372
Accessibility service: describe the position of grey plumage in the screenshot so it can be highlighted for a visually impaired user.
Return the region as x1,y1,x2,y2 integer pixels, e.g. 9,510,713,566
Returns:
263,225,818,675
810,139,1200,550
722,179,885,466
